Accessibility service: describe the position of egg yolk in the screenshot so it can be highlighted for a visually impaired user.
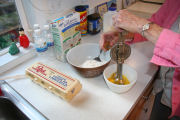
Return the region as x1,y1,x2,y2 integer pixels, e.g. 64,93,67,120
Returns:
108,72,130,85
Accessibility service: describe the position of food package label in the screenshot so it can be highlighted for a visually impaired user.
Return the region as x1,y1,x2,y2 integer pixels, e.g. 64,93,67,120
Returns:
51,11,81,62
26,62,82,101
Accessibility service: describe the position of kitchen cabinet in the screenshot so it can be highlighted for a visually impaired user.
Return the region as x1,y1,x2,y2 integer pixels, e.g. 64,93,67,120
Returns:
127,77,155,120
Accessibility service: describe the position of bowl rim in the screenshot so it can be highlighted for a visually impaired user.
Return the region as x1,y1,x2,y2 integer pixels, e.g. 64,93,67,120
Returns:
66,43,111,68
103,64,137,87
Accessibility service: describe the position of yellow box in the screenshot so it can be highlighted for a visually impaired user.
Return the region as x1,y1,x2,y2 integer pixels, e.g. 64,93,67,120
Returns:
26,62,82,101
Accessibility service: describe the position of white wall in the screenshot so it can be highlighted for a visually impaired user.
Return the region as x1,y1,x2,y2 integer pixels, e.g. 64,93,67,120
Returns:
21,0,82,29
21,0,109,29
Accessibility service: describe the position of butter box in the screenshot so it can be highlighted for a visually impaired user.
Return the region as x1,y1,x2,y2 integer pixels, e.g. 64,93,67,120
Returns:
50,11,81,62
26,62,82,101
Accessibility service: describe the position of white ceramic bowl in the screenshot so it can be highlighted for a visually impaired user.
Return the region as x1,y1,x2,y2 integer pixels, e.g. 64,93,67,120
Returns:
103,64,137,93
66,43,111,77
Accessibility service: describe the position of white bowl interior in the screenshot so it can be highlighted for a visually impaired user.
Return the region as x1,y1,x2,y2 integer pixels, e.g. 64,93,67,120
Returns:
66,43,111,67
103,64,137,93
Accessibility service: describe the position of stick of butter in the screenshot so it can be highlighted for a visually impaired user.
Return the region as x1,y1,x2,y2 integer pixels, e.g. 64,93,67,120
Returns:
26,62,82,101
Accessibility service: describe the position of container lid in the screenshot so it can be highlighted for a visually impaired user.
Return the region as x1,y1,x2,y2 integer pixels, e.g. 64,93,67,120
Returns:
87,13,100,20
108,7,116,11
43,24,49,30
33,24,40,29
75,5,86,12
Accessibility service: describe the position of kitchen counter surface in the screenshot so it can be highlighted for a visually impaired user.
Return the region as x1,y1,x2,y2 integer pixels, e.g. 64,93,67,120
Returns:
1,34,158,120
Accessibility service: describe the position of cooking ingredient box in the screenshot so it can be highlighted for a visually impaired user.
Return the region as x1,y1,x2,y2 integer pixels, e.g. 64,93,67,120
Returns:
26,62,82,101
50,11,81,62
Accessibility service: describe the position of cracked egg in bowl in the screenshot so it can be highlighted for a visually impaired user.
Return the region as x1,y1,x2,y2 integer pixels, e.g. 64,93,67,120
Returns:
103,64,137,93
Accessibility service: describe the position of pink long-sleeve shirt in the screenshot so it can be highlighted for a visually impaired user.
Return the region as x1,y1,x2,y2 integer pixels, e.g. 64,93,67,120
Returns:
133,0,180,117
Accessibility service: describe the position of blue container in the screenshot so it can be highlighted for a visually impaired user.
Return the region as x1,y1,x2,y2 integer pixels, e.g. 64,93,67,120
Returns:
87,13,101,34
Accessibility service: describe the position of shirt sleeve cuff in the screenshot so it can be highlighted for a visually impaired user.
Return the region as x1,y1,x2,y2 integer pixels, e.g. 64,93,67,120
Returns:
151,29,180,67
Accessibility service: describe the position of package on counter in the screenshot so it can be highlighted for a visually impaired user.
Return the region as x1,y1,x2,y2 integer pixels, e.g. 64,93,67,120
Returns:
50,11,81,62
26,62,82,101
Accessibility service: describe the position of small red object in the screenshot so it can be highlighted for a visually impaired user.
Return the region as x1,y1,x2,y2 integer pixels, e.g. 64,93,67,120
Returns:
19,35,30,48
19,28,30,48
0,88,3,96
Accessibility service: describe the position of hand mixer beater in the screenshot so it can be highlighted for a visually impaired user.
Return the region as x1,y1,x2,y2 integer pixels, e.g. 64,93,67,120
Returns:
110,31,131,85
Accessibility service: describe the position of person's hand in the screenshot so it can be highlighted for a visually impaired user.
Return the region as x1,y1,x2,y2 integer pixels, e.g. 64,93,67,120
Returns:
100,31,119,51
112,10,149,33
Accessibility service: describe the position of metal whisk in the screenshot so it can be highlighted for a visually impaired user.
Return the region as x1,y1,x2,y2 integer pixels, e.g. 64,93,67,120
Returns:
110,31,131,85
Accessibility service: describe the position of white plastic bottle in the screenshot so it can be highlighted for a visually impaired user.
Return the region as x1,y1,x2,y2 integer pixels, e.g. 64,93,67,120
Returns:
33,24,40,39
43,24,54,58
43,25,54,47
34,29,48,57
33,24,40,30
103,7,117,32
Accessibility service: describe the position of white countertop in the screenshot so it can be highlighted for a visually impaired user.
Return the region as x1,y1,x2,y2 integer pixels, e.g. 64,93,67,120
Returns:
0,34,158,120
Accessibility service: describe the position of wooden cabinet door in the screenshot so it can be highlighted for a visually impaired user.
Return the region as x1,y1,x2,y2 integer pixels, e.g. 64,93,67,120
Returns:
127,80,155,120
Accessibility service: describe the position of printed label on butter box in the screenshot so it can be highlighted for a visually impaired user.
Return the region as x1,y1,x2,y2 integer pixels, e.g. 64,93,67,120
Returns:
27,62,76,91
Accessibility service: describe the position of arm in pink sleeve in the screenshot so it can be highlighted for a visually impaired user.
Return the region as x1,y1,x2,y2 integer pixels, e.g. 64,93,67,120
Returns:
132,2,167,44
151,29,180,67
149,0,180,29
133,0,171,44
149,0,169,26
